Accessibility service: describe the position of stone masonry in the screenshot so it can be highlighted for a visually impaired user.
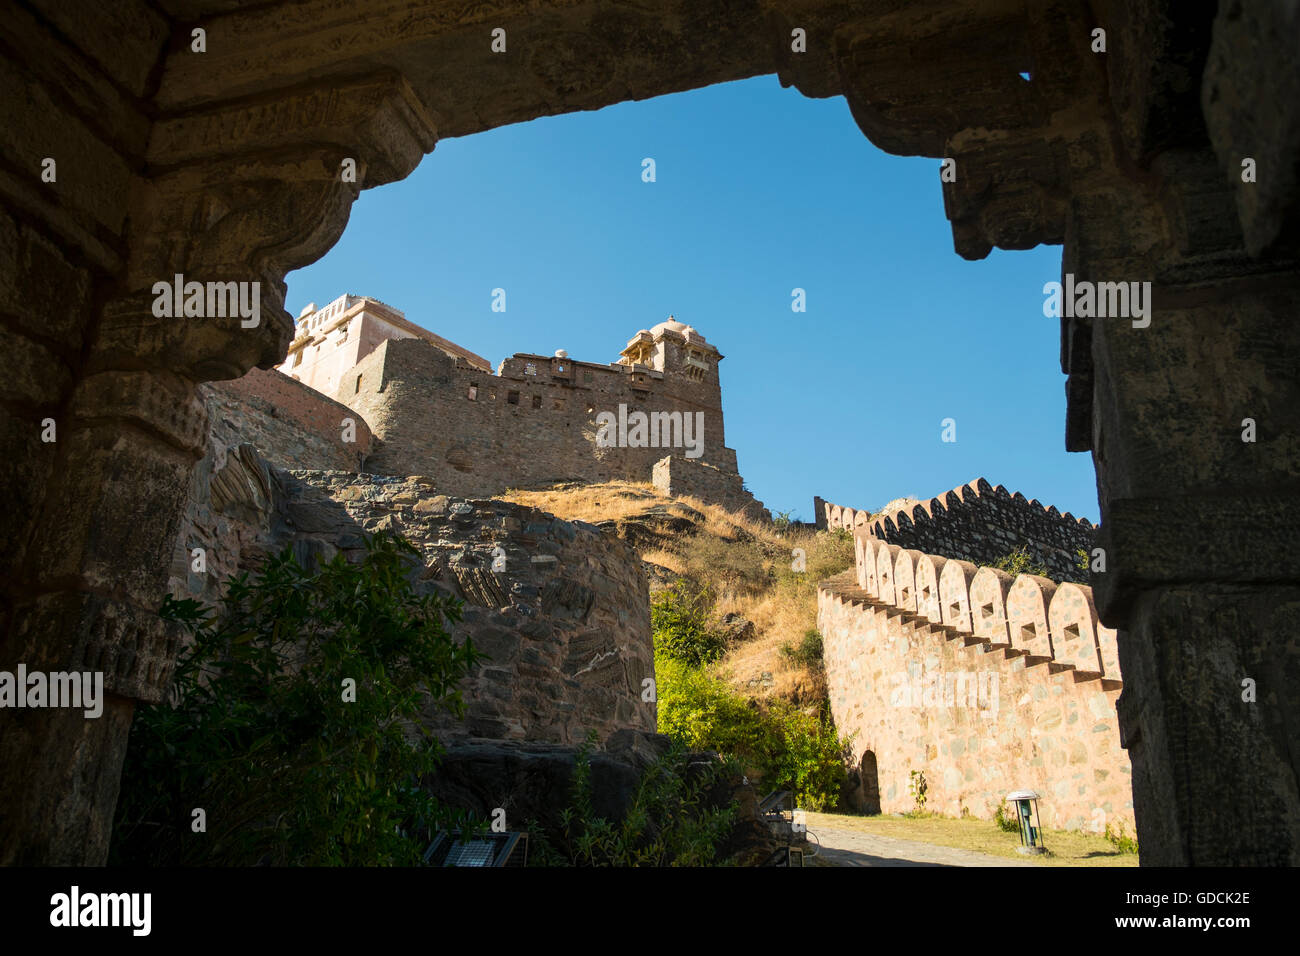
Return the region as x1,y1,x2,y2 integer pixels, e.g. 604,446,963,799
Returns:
4,0,1297,867
816,478,1096,583
171,463,656,747
818,531,1131,834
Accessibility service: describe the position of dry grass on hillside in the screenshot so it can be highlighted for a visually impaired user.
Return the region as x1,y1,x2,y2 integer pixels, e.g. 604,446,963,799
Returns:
498,482,855,708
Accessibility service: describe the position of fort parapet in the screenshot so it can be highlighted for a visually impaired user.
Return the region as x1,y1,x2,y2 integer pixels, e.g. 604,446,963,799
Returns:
818,527,1132,834
815,477,1096,583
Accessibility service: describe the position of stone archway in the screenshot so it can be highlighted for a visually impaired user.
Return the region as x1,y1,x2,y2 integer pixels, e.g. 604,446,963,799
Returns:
2,0,1297,866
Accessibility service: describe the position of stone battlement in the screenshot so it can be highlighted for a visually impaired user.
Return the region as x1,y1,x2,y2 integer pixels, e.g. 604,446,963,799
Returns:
815,477,1096,583
817,527,1132,833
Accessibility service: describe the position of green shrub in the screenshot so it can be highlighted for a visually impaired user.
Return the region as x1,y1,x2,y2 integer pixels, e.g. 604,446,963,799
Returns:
1105,820,1139,854
907,769,930,816
529,735,740,866
110,533,480,866
655,657,850,810
991,545,1049,578
993,801,1021,834
651,581,729,667
779,629,824,669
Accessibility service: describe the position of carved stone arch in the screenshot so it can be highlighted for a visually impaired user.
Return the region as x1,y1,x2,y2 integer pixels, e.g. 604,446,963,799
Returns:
4,0,1299,870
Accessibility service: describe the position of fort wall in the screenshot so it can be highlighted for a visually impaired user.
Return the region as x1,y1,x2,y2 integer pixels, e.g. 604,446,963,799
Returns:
815,478,1096,583
204,366,372,472
817,529,1132,834
339,335,751,502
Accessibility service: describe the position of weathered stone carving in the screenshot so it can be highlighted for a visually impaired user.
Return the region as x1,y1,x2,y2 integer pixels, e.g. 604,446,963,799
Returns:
2,0,1297,866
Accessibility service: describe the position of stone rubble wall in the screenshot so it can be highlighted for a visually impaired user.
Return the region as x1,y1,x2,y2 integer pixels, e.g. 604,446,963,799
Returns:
815,477,1096,583
816,530,1131,834
651,454,771,522
171,457,656,747
275,472,656,745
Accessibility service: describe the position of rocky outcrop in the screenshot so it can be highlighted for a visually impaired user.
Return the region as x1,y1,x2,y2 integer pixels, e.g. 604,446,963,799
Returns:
173,461,656,747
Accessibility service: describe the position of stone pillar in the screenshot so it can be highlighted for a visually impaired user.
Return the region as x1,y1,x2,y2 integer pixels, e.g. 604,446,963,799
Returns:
829,0,1300,863
0,69,437,865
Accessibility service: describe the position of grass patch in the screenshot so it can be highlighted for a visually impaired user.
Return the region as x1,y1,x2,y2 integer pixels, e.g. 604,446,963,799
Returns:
803,811,1140,866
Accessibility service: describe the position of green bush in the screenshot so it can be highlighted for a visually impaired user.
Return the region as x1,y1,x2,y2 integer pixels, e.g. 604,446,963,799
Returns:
907,769,930,816
655,657,849,810
651,581,729,667
110,533,480,866
993,801,1021,833
1106,820,1139,854
779,629,824,669
528,735,740,866
991,545,1049,578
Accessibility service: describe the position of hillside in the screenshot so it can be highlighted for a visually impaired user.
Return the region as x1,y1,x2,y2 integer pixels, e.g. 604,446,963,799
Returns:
499,481,855,713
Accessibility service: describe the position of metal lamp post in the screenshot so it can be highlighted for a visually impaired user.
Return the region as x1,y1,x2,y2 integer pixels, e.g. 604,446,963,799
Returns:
1006,789,1046,855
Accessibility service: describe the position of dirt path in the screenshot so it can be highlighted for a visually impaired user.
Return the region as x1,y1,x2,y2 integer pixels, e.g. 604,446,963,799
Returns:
806,825,1034,867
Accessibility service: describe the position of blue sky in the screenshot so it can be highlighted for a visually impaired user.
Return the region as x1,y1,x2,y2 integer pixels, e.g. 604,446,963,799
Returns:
286,75,1100,523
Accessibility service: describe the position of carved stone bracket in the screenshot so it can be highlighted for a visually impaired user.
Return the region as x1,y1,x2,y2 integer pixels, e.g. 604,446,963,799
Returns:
110,71,438,381
7,591,182,704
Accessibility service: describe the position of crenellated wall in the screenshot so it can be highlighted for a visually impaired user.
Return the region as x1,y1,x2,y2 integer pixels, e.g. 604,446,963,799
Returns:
817,528,1132,835
815,478,1095,583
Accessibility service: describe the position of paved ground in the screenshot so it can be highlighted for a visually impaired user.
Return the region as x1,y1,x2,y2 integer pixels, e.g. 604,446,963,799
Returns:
805,825,1035,867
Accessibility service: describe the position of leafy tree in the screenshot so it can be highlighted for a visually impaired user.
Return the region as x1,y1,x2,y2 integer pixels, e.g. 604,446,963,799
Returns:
111,533,480,866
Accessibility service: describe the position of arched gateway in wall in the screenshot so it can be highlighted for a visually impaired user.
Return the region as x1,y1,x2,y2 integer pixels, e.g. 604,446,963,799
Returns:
2,1,1298,866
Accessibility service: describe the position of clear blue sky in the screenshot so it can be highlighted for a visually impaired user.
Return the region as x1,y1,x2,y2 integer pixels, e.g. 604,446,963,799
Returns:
286,75,1100,523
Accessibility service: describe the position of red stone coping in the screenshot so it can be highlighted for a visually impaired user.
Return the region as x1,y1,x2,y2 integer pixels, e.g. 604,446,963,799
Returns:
830,534,1121,687
211,366,373,455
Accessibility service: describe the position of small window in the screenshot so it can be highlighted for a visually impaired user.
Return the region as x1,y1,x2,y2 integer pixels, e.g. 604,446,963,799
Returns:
355,374,362,394
507,390,520,405
531,394,542,409
524,363,537,376
467,385,478,401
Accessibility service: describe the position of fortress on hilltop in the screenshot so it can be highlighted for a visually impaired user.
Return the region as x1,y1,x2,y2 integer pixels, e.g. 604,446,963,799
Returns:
221,293,769,519
175,292,1129,835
